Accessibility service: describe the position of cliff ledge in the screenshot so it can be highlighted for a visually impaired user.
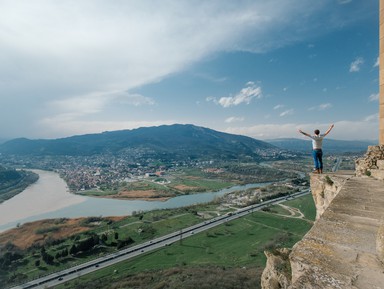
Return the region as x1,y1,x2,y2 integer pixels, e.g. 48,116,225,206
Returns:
262,171,384,289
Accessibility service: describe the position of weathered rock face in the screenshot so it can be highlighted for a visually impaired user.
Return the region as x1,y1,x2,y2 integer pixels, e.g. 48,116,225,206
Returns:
261,248,292,289
355,145,384,180
261,173,384,289
377,224,384,263
309,172,352,220
289,176,384,288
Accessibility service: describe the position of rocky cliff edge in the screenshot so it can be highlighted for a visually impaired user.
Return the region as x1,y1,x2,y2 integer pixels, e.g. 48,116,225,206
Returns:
261,167,384,288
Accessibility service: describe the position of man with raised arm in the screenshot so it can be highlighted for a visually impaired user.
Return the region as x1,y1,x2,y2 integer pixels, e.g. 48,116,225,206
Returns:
298,124,334,174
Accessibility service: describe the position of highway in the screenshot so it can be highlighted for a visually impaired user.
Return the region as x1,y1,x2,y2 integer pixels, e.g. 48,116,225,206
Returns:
10,189,310,289
332,157,342,172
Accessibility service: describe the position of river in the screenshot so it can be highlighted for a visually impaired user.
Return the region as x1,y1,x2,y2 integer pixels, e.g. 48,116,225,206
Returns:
0,170,269,233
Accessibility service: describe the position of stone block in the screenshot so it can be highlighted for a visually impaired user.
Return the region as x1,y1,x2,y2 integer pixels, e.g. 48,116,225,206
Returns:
377,160,384,170
377,224,384,263
370,169,384,180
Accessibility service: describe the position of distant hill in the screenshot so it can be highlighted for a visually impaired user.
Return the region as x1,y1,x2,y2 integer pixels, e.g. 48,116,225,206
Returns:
266,138,376,153
0,124,278,161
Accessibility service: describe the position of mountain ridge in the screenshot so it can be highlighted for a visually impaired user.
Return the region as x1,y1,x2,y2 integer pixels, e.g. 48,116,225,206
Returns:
0,124,278,161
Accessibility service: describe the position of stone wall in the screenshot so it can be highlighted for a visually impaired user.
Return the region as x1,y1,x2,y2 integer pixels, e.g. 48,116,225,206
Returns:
355,145,384,180
309,172,351,220
261,173,349,289
260,248,292,289
261,172,384,289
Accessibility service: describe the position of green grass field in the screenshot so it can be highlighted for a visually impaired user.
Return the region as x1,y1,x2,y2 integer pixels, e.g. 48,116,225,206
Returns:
77,168,235,198
55,194,315,289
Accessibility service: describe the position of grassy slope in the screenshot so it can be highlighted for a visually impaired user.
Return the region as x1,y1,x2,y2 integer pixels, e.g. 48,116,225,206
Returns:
55,195,315,289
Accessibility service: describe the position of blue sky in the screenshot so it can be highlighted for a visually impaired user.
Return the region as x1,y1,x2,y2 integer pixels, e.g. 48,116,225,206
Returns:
0,0,379,141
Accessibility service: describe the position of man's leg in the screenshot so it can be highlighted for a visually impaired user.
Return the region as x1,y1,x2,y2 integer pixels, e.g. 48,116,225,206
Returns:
312,150,319,173
317,150,323,173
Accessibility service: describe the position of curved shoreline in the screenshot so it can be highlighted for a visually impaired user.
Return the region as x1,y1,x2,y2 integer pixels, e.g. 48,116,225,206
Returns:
0,170,39,203
0,170,86,230
0,170,271,233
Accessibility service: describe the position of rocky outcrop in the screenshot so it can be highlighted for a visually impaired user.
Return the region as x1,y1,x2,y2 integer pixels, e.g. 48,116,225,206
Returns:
261,249,292,289
355,145,384,180
309,172,352,220
261,173,384,289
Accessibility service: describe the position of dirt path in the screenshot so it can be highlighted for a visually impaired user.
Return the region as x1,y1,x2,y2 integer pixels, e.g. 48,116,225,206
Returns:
276,204,305,219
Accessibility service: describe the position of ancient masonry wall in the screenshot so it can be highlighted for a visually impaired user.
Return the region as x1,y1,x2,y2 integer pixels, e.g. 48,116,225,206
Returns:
261,172,384,289
355,145,384,180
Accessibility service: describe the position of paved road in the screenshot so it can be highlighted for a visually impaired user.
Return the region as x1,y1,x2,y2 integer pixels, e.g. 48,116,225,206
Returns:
10,189,310,289
332,157,342,172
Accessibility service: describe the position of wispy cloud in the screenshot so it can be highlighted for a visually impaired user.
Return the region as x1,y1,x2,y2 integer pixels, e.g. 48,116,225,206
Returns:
279,109,294,117
349,57,364,72
308,103,332,111
208,82,262,108
225,116,245,123
117,93,155,106
364,113,379,122
338,0,352,4
369,93,379,102
225,117,378,140
0,1,377,138
49,91,154,116
374,57,379,68
273,104,285,110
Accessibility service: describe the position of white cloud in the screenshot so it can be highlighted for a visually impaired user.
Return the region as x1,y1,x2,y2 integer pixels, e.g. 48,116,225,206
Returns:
369,93,379,102
48,91,154,116
225,116,245,123
364,113,378,122
319,103,332,110
225,117,378,141
279,109,294,117
0,1,376,138
274,104,285,110
308,103,332,111
117,93,155,106
206,96,218,105
338,0,352,4
218,82,262,108
349,57,364,72
374,57,379,67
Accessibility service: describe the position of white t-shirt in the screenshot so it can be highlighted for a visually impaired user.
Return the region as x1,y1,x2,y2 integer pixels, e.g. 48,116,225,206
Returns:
310,135,325,150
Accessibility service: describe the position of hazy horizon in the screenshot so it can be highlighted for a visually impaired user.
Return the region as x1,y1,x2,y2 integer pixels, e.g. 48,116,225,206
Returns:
0,123,379,143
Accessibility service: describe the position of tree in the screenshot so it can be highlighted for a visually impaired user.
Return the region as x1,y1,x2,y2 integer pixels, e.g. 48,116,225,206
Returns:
62,248,69,257
69,244,78,255
41,251,54,264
